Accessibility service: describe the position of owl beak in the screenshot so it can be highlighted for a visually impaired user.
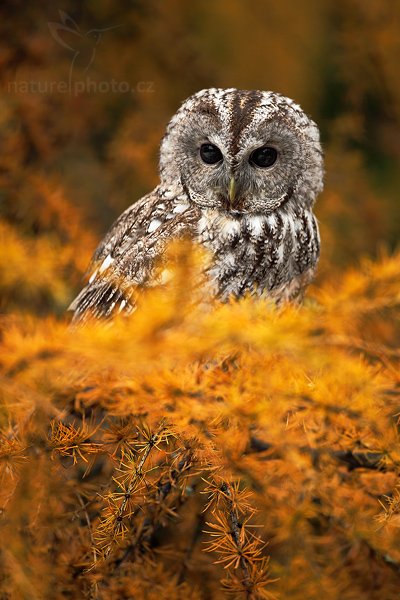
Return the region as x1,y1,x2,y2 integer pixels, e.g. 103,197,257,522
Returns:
228,177,236,206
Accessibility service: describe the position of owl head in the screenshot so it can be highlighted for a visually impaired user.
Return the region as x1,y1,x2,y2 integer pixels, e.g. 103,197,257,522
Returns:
159,88,323,215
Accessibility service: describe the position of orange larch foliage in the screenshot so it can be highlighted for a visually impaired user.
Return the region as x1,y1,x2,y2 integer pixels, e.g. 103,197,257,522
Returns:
1,2,400,598
1,238,400,599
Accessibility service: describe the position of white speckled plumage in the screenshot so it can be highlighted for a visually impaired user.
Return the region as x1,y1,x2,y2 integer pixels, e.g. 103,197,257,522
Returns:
70,88,323,321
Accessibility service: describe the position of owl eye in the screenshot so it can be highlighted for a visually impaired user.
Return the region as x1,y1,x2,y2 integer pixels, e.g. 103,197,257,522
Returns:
249,146,278,168
200,143,223,165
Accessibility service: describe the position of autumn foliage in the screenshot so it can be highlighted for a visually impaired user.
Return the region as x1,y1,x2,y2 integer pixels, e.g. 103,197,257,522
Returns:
1,239,400,599
1,1,400,599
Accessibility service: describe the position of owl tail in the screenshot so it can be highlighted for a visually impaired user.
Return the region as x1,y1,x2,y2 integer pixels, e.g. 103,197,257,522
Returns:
68,281,133,323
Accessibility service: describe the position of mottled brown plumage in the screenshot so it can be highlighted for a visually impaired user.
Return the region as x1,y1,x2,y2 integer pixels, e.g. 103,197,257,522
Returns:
70,88,323,321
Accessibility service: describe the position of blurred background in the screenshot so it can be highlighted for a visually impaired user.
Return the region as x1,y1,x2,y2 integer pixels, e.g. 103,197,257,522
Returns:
1,0,399,315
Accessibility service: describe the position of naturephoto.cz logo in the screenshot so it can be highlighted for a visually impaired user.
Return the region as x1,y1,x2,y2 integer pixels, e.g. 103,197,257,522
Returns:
7,10,154,96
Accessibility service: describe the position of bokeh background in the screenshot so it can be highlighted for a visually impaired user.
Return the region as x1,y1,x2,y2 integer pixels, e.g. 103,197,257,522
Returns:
1,0,399,315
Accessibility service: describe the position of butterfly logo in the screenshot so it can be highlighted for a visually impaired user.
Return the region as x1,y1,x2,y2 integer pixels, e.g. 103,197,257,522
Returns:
48,11,119,86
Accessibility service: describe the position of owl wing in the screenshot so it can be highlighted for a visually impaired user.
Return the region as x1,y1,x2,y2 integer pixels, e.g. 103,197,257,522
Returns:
69,187,198,322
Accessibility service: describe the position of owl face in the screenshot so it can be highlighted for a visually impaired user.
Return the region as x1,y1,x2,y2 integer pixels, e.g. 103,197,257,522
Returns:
160,88,323,215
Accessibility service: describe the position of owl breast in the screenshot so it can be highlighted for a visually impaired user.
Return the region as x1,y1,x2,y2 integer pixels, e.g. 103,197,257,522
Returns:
197,206,320,301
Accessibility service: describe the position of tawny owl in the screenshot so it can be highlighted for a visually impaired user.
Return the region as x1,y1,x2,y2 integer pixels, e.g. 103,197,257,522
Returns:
70,88,323,321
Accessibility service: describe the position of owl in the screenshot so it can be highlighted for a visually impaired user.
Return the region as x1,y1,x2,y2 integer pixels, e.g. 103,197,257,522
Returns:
70,88,323,321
